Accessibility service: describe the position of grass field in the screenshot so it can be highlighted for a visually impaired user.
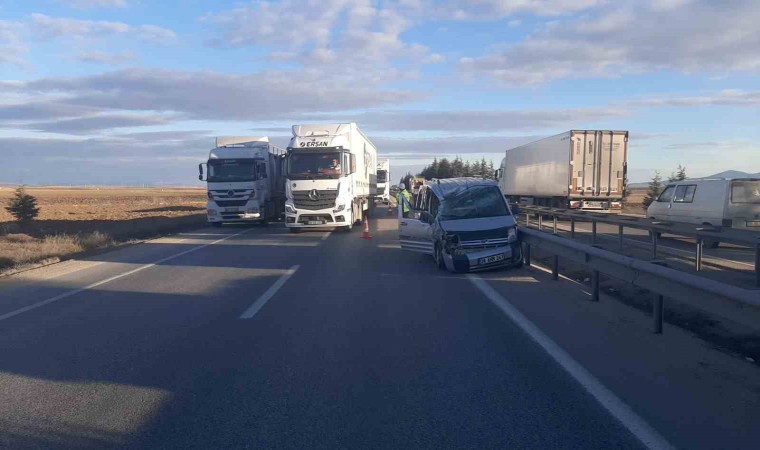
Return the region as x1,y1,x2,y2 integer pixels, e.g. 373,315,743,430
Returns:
0,187,206,272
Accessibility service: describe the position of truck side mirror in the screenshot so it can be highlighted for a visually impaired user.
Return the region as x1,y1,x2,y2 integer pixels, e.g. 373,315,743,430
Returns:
198,163,206,181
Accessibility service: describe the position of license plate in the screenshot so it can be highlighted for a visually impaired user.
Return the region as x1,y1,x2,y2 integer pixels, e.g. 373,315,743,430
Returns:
478,254,505,265
224,208,238,213
747,220,760,227
307,220,324,225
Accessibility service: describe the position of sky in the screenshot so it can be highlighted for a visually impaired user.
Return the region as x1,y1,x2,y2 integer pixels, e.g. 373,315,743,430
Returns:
1,0,759,186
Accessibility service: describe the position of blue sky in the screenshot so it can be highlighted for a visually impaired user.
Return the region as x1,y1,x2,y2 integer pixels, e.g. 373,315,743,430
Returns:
1,0,758,185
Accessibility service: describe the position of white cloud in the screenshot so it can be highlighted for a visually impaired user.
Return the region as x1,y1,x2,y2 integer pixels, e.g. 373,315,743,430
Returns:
458,0,760,85
28,14,176,44
58,0,128,8
0,20,28,65
433,0,604,19
1,67,421,130
626,90,760,107
74,50,138,65
350,107,626,132
25,114,170,134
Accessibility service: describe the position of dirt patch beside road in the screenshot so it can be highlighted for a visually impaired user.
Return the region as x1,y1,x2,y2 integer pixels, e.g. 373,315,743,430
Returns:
0,187,206,272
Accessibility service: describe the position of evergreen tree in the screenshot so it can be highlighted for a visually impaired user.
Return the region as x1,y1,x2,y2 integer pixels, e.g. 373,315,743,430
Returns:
5,186,40,228
451,156,464,178
487,160,495,179
675,164,687,181
642,172,663,209
437,158,452,178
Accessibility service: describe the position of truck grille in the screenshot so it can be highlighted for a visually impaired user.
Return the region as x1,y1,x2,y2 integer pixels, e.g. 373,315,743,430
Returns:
292,190,338,210
214,200,248,207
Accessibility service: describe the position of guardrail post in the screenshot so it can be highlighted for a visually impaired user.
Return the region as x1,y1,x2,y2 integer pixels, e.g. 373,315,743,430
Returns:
524,243,531,267
618,225,624,251
553,215,558,234
592,220,597,245
591,269,600,302
695,239,704,272
552,255,559,280
653,294,664,334
570,217,576,239
525,212,530,228
651,231,658,259
538,214,543,231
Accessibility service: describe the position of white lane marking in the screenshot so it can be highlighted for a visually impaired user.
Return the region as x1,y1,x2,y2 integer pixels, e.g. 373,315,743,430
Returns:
320,232,331,241
239,265,299,319
549,222,754,268
468,274,674,450
0,230,250,323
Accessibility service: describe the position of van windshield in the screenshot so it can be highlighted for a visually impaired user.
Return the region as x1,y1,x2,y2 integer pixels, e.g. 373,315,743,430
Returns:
439,186,509,220
731,180,760,204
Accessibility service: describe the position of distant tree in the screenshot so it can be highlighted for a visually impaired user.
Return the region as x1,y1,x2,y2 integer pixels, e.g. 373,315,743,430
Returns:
642,172,663,209
5,186,40,228
437,158,452,178
487,160,495,179
451,156,464,178
668,164,687,182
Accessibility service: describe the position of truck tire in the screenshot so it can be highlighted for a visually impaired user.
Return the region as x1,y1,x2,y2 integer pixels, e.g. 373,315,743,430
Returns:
211,222,222,228
288,227,301,234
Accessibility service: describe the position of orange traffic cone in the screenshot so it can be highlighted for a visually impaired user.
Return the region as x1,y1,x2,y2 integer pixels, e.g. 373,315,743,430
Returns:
361,216,372,239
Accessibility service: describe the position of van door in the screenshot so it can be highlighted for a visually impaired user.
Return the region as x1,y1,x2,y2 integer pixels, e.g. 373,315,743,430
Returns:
399,188,434,254
668,184,698,224
648,185,676,220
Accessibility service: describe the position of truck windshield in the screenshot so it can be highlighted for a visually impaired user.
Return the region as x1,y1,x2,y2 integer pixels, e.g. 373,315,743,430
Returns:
288,152,343,179
208,159,256,182
731,180,760,204
377,170,388,183
439,186,510,220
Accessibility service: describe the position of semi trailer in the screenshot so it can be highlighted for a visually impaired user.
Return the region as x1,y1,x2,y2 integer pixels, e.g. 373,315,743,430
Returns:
496,130,629,211
199,136,286,226
285,123,377,231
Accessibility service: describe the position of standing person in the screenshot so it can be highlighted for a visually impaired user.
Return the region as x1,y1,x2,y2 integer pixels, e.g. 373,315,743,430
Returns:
397,183,412,218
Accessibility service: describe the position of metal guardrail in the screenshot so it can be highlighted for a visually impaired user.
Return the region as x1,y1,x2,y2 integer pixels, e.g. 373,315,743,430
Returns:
520,228,760,334
516,204,760,287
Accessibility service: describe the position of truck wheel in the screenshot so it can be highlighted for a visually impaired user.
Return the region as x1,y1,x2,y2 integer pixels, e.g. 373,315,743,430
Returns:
288,227,301,234
211,222,222,228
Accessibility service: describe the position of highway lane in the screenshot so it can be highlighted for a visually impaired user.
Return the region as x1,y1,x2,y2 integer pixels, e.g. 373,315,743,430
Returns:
0,212,758,448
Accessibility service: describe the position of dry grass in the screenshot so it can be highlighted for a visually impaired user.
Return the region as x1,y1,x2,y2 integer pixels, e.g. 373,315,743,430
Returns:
623,187,646,215
0,186,206,272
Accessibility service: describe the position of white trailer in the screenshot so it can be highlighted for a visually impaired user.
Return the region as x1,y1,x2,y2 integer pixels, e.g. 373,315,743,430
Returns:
496,130,628,211
199,136,286,226
285,123,377,231
376,158,391,203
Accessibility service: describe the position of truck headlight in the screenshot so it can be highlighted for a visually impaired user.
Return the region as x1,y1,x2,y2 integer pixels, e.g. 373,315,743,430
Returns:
507,227,518,243
207,191,214,200
207,209,217,216
333,204,345,213
285,204,296,214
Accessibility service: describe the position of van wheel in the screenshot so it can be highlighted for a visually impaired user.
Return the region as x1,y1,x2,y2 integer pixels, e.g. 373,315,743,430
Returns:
704,240,720,249
434,243,446,271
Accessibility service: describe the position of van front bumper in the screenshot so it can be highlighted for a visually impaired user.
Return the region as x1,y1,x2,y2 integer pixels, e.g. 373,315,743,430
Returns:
443,243,522,273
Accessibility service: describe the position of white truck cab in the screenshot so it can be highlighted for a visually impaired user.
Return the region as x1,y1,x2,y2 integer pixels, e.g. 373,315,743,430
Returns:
285,123,377,232
199,137,286,227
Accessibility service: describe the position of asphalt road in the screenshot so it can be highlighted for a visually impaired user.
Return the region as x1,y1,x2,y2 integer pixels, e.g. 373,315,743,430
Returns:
1,209,758,449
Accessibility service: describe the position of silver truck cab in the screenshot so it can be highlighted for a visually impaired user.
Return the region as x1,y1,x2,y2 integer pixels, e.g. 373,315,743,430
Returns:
398,178,522,272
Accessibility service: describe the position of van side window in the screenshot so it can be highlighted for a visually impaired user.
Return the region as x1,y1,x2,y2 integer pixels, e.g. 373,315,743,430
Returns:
673,185,696,203
657,186,675,203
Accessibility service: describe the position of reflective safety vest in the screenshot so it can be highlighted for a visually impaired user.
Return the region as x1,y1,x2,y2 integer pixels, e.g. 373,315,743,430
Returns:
397,190,412,212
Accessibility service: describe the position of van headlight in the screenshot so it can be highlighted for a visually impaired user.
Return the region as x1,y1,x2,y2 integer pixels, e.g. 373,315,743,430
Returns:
507,227,518,243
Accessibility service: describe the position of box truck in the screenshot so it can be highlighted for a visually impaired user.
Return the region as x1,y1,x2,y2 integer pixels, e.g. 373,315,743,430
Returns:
496,130,629,211
198,136,287,227
285,123,377,231
376,158,391,204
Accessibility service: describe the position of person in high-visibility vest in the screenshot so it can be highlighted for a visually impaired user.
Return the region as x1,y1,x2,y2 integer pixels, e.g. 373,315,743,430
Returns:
397,183,412,218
